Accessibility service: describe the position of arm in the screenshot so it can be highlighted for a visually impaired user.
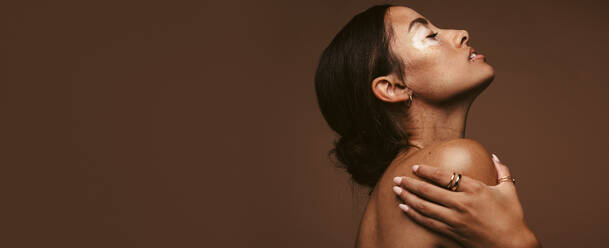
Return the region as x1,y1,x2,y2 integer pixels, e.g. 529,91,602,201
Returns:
374,139,500,247
392,150,541,248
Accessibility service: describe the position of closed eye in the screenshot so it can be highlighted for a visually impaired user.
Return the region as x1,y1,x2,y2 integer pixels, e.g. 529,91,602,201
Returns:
427,32,439,40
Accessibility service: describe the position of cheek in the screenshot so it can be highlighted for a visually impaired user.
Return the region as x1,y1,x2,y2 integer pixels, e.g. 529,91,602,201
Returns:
440,57,471,86
405,54,478,101
405,55,452,95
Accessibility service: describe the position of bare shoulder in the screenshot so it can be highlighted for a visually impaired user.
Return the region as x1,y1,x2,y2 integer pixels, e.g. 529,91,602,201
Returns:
362,139,499,248
415,138,498,186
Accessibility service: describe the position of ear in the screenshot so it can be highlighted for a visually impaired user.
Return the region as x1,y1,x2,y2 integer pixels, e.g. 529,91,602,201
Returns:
371,75,411,103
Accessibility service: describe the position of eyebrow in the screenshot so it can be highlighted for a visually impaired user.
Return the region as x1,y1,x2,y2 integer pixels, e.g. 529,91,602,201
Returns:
408,17,429,32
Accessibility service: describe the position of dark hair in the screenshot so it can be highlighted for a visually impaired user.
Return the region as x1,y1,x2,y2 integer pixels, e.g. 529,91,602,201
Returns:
315,4,409,189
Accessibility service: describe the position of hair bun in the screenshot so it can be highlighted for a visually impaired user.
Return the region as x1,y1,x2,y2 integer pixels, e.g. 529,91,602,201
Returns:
332,134,395,188
315,4,405,190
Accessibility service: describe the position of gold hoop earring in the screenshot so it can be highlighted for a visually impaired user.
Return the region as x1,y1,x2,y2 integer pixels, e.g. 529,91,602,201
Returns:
407,94,413,107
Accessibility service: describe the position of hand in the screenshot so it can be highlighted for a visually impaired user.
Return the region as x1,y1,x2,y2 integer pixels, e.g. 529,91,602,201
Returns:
391,154,541,248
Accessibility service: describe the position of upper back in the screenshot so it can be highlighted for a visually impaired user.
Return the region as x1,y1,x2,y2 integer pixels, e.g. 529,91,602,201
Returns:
356,138,498,248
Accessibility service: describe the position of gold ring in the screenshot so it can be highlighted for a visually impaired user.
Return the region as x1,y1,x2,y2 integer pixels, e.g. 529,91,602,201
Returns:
446,172,456,189
498,176,516,184
450,173,462,191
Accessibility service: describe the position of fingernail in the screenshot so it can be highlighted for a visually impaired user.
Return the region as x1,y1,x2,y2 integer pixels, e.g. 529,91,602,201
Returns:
412,165,419,172
392,186,402,195
399,203,409,212
393,176,402,184
492,153,501,163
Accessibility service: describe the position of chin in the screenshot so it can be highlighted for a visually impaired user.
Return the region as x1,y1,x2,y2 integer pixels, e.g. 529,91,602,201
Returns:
461,65,495,99
470,61,495,86
480,64,495,85
472,70,494,96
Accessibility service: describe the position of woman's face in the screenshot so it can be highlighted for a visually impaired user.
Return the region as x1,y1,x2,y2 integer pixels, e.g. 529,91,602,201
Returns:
387,6,494,103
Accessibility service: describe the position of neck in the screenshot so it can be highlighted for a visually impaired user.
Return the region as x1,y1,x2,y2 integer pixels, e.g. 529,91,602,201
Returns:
400,99,472,151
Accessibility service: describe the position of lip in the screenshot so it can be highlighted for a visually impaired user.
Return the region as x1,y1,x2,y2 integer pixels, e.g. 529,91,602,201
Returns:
470,53,485,62
468,47,485,62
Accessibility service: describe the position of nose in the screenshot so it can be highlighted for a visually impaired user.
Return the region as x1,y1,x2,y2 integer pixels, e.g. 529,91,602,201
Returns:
455,30,469,48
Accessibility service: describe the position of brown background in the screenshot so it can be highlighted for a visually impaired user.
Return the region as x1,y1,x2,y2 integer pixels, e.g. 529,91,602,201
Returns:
2,0,608,247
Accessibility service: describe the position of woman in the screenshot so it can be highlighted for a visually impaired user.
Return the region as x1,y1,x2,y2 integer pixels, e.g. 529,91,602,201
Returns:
314,4,541,248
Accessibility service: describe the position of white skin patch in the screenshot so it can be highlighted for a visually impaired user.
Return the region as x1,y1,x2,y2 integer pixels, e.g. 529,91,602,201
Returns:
411,26,440,50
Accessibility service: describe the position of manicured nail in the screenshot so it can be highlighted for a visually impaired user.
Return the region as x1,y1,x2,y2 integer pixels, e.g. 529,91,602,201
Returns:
399,203,409,212
393,176,402,184
392,186,402,195
412,165,419,172
492,154,501,163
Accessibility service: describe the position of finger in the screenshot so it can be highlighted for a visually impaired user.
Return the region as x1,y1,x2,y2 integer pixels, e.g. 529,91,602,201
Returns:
411,164,454,187
410,164,481,193
491,154,511,179
398,203,460,241
491,154,517,192
394,176,463,210
392,185,460,226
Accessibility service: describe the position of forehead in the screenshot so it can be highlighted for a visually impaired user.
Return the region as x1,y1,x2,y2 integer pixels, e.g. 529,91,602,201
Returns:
387,6,425,29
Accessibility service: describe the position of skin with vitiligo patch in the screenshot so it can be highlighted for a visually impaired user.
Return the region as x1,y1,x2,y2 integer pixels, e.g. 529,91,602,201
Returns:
355,5,497,248
411,25,441,51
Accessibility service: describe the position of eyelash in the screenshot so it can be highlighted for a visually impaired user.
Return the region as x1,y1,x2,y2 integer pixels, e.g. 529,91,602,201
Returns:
427,32,439,40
